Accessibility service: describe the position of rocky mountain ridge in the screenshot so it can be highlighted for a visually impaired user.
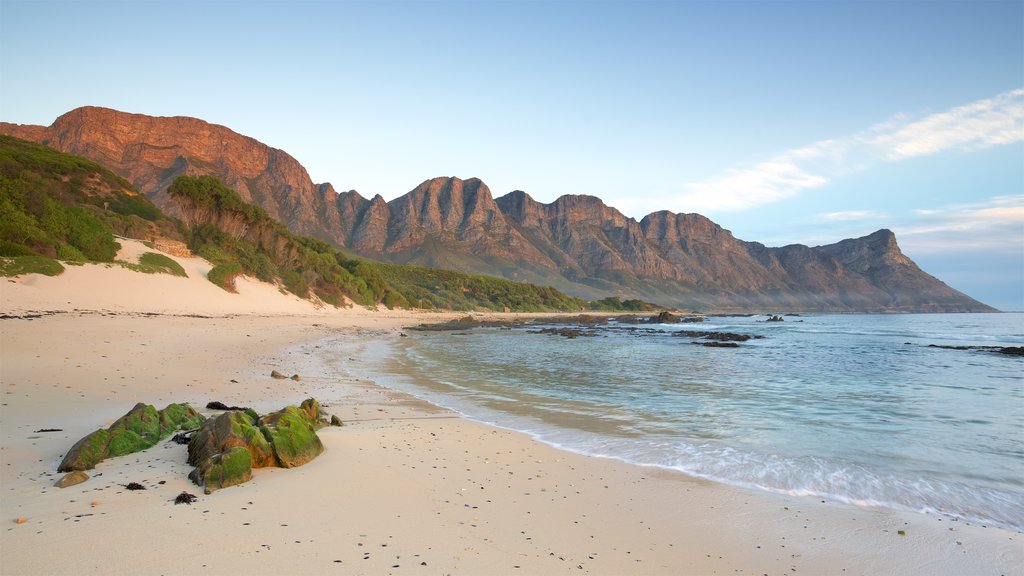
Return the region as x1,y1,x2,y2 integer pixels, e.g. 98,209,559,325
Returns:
0,106,995,312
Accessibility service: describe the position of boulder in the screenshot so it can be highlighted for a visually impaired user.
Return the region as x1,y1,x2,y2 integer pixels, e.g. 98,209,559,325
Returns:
57,429,110,472
54,470,90,488
58,403,205,472
106,403,162,458
298,398,323,426
330,415,343,427
189,446,252,494
260,406,324,468
159,403,205,431
187,411,275,469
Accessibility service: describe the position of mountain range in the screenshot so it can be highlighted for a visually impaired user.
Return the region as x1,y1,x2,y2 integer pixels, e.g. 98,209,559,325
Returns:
0,106,995,312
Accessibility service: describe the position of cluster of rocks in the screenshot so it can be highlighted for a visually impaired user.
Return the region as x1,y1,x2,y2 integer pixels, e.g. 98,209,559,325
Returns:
925,344,1024,357
528,327,600,339
270,370,301,381
187,398,334,493
54,398,340,494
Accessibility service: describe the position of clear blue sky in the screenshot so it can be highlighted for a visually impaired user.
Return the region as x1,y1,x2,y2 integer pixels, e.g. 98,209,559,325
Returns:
2,0,1021,310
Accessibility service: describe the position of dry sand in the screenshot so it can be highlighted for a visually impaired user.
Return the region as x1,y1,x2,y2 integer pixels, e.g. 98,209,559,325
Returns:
1,242,1021,575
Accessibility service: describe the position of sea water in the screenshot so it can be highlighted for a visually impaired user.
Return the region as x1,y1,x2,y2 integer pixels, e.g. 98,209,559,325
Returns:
356,313,1024,531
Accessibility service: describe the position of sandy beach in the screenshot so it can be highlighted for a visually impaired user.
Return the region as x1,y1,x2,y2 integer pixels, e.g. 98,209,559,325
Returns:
2,243,1021,575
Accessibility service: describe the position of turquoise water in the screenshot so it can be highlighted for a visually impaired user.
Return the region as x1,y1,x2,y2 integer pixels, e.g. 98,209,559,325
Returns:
359,313,1024,531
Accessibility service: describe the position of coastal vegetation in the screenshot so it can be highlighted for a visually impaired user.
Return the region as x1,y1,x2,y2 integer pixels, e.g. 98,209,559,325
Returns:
0,135,180,275
168,175,591,311
0,136,661,312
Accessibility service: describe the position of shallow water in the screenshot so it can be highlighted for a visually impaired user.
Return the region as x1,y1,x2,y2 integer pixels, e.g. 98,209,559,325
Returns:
350,313,1024,531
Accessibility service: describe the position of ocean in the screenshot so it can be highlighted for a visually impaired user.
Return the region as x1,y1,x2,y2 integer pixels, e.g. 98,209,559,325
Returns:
344,313,1024,531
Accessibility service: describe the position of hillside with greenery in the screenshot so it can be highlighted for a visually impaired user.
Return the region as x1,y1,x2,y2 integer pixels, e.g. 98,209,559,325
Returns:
0,135,182,274
0,136,659,313
169,175,591,311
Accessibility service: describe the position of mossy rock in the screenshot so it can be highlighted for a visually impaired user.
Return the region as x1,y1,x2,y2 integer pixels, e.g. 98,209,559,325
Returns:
159,403,205,431
188,411,275,469
106,403,161,458
298,398,323,426
192,446,252,494
260,406,324,468
57,429,110,472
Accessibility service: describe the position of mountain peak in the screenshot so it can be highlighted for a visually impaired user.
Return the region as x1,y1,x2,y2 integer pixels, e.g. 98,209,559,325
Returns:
0,106,995,312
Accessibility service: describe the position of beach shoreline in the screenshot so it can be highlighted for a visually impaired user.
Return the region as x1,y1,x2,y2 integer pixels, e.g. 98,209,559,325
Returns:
1,259,1021,575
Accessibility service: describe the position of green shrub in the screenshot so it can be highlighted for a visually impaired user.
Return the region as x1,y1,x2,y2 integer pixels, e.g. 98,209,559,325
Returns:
208,262,242,292
124,252,188,277
56,243,88,263
0,255,65,277
0,240,37,257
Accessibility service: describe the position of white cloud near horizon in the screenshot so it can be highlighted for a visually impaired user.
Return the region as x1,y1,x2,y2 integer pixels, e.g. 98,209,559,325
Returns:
678,88,1024,213
894,194,1024,254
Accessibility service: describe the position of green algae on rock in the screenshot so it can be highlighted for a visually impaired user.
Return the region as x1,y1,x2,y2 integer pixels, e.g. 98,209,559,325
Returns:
58,403,205,473
186,398,331,493
260,406,324,468
190,446,252,493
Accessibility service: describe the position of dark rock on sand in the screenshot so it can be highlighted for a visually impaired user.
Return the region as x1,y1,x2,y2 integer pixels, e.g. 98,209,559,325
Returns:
270,370,288,379
174,491,198,505
330,415,343,427
54,471,90,488
206,401,250,411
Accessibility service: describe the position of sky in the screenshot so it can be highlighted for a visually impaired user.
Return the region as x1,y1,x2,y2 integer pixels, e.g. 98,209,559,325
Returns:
1,0,1022,310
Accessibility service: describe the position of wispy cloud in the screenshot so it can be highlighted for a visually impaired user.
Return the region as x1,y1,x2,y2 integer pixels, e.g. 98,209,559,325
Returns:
817,210,890,222
894,195,1024,253
679,88,1024,213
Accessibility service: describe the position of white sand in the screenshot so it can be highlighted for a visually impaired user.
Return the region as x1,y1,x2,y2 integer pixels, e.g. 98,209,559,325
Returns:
1,244,1020,575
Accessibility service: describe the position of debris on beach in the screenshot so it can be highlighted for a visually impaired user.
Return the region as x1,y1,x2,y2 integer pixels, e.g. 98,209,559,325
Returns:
206,401,250,411
124,482,146,491
174,492,198,505
270,370,288,379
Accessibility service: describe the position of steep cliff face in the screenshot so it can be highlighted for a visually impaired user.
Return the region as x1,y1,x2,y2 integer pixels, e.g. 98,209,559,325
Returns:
0,107,349,246
1,107,995,312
